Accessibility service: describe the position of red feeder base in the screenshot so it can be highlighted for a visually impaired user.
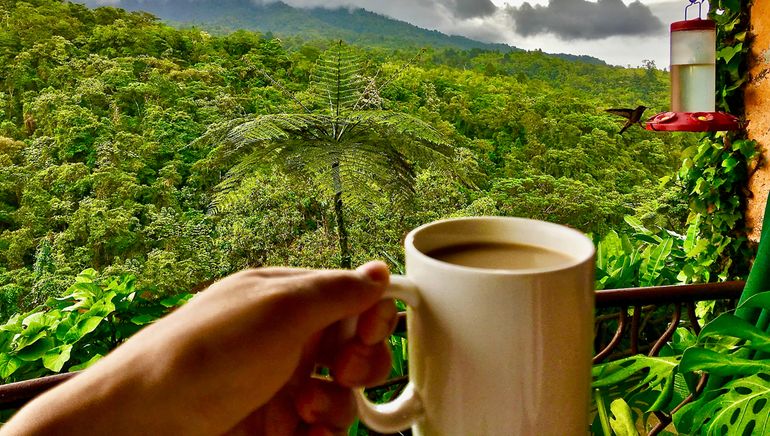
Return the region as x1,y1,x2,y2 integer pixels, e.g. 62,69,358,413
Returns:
645,111,741,132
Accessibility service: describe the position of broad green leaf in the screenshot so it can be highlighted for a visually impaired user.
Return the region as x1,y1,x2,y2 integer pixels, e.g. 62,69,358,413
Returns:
69,354,103,372
734,139,757,158
43,344,73,372
609,398,640,436
0,313,23,333
21,311,57,335
698,314,770,353
680,348,770,376
695,300,717,321
623,216,648,234
54,315,77,341
85,291,117,318
688,373,770,435
593,355,680,413
648,366,676,411
58,282,102,311
593,356,680,386
0,352,23,378
596,234,618,267
106,275,135,297
721,156,739,171
16,337,54,362
12,329,46,351
632,233,659,245
639,238,673,287
160,293,193,308
717,44,742,64
738,291,770,311
686,239,709,259
74,269,98,282
64,316,104,343
671,327,699,353
130,314,156,325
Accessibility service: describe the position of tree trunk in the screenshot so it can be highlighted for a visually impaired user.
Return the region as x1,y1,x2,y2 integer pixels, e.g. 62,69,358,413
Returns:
334,190,351,268
332,161,351,268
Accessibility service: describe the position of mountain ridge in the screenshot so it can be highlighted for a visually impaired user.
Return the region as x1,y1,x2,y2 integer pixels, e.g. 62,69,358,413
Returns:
78,0,607,65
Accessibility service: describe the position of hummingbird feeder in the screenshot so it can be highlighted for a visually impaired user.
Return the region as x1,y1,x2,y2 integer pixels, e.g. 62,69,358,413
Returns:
645,0,740,132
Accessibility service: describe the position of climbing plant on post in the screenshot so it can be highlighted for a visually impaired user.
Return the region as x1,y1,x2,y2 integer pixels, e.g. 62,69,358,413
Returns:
675,0,757,284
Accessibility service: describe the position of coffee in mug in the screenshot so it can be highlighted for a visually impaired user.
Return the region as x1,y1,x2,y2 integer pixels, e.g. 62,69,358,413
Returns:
426,241,574,270
355,216,595,436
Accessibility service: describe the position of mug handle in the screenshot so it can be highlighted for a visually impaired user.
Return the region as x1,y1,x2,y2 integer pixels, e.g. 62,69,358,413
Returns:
353,275,424,433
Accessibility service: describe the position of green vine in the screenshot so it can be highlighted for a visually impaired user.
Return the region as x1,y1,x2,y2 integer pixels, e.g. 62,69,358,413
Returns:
675,0,756,283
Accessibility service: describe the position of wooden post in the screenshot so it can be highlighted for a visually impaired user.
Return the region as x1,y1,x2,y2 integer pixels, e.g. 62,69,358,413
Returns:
744,0,770,242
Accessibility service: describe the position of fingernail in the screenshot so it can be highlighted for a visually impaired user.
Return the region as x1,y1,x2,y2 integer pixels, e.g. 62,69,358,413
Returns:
356,261,389,285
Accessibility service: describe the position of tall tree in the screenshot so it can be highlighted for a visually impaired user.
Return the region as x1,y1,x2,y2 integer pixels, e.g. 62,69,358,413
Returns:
194,41,454,268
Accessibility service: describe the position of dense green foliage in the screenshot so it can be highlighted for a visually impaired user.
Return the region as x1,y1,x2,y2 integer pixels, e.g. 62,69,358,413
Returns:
0,0,690,320
593,291,770,434
0,269,190,383
1,1,764,434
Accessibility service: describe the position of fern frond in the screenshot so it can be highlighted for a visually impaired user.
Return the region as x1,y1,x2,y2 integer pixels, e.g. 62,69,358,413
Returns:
187,117,250,152
311,41,365,116
345,111,455,166
299,136,416,212
347,111,449,146
227,114,327,145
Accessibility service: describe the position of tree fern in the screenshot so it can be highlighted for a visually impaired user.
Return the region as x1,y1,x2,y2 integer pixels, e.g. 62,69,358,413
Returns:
196,41,456,267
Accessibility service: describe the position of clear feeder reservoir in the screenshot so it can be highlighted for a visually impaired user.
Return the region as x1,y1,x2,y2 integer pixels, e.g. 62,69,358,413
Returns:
670,19,716,113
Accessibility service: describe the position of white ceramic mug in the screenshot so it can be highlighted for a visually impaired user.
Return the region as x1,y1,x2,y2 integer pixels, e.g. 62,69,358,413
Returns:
355,216,595,435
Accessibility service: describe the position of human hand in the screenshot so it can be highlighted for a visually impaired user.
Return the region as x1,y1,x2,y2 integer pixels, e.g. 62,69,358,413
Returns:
1,262,397,436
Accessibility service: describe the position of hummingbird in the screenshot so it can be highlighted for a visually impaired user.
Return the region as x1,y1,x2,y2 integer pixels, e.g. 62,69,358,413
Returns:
605,105,647,134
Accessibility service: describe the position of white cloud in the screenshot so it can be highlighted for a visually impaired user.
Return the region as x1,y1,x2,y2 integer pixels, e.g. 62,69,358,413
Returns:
83,0,680,66
282,0,673,66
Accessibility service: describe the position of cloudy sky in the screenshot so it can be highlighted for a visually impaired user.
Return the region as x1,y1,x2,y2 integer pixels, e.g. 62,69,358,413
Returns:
93,0,693,67
269,0,687,67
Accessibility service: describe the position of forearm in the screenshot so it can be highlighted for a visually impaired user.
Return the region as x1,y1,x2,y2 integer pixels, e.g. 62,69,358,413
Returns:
0,339,192,435
1,288,294,435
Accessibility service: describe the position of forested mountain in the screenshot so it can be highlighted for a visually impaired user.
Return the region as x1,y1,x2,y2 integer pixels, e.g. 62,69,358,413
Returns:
76,0,607,65
0,0,691,321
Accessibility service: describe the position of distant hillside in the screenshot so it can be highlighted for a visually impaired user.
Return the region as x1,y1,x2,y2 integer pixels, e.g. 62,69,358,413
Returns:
78,0,607,65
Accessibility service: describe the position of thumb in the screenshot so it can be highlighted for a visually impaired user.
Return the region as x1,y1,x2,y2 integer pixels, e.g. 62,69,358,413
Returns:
286,261,391,334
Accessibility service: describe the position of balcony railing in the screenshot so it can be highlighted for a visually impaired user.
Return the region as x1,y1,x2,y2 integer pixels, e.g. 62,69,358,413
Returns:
0,281,745,434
